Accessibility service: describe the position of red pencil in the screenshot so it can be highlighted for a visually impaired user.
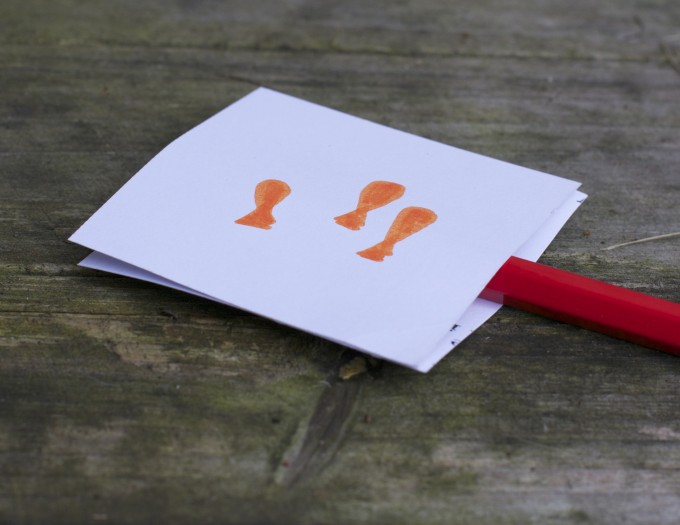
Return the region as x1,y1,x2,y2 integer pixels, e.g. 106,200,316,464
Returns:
480,256,680,355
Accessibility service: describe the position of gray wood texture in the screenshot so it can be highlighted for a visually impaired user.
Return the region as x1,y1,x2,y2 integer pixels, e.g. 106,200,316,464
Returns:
2,1,680,523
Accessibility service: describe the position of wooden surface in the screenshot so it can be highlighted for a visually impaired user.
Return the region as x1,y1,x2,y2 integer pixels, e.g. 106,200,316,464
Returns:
2,1,680,523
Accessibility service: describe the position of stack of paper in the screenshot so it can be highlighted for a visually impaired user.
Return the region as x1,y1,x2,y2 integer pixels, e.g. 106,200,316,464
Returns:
70,88,584,372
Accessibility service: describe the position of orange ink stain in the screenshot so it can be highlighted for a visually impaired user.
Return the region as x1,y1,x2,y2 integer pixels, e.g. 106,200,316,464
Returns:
334,181,405,230
235,179,291,230
357,207,438,262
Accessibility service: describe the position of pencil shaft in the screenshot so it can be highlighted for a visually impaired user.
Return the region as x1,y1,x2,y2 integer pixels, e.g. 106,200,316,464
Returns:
480,256,680,355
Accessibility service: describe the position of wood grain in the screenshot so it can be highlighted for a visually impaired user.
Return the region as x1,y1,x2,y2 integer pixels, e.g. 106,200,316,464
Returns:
2,1,680,523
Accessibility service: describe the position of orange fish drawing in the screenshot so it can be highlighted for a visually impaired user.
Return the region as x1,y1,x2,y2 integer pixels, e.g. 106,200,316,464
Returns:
357,207,438,262
334,181,405,230
235,179,291,230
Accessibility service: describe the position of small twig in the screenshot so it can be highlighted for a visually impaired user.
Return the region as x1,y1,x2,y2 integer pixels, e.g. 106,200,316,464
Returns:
660,42,680,76
602,231,680,251
662,32,680,43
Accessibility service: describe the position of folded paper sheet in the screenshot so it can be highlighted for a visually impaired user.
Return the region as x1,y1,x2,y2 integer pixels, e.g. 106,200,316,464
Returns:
70,87,583,372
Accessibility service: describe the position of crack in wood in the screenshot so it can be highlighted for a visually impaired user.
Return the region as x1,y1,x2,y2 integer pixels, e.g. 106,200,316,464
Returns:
274,352,368,488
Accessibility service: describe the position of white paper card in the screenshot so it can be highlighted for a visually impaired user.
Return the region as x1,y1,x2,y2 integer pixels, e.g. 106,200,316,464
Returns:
80,190,585,371
70,87,581,371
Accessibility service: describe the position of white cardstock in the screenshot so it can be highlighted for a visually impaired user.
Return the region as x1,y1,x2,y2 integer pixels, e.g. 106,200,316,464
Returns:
70,88,583,371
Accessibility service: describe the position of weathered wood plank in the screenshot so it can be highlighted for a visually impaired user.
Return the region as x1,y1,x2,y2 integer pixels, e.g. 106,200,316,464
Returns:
2,0,679,61
2,0,680,523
